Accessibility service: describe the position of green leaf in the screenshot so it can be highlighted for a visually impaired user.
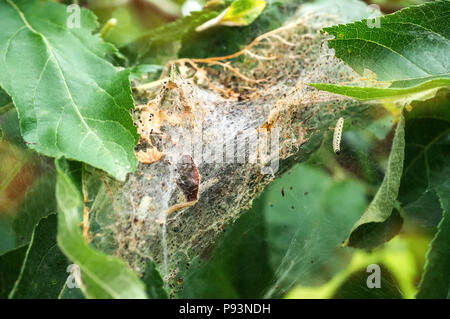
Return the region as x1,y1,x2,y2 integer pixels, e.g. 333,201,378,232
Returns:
310,1,450,102
0,0,139,181
416,181,450,298
128,0,284,63
287,236,419,299
309,77,450,101
179,0,284,59
8,214,69,299
0,105,22,146
323,1,450,81
399,89,450,211
0,244,27,298
141,260,169,299
124,9,221,64
55,158,147,299
196,0,266,31
331,265,403,299
345,112,406,249
395,88,450,298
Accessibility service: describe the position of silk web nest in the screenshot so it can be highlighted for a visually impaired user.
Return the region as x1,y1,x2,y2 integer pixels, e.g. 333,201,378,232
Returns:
85,10,369,296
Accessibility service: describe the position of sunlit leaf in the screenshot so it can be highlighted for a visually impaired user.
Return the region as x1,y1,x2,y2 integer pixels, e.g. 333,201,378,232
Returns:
196,0,266,31
0,0,139,181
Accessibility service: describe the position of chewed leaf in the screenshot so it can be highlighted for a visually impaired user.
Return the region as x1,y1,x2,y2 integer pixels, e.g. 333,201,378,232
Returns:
0,0,139,181
345,112,406,249
196,0,266,31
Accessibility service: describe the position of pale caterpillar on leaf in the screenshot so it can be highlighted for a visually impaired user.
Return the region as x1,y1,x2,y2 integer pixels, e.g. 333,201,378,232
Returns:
333,117,344,155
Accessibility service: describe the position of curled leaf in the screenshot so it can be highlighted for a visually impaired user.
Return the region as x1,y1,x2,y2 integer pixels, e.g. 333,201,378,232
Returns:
345,112,406,249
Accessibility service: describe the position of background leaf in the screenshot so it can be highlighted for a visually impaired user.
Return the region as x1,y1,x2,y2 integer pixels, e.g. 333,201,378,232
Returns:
416,181,450,298
196,0,266,31
0,0,139,181
0,109,56,255
141,260,169,299
8,214,69,299
12,173,56,248
395,88,450,298
179,0,284,59
0,244,27,298
309,78,450,101
399,89,450,216
286,240,417,299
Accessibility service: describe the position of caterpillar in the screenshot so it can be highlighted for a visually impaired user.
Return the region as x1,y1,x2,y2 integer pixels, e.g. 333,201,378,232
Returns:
333,117,344,155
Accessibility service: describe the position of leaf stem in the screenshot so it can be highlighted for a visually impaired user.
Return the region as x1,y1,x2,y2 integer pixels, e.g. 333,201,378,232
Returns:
100,18,117,39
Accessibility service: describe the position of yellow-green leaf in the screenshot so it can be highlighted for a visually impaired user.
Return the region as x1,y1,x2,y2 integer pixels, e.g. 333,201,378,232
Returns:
196,0,266,31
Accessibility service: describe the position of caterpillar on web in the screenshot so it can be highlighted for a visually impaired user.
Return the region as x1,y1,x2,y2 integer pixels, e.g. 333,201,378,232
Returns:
333,117,344,155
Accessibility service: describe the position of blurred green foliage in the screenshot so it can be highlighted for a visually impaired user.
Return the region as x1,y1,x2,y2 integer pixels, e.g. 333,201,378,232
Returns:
0,0,448,299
